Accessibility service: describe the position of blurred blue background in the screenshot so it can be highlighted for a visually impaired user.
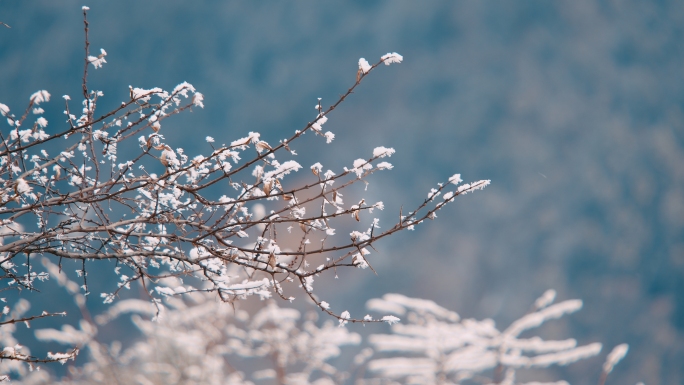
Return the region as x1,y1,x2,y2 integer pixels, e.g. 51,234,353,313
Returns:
1,1,683,383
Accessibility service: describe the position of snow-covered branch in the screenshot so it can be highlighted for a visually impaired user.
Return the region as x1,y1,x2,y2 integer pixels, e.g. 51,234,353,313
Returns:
0,6,489,377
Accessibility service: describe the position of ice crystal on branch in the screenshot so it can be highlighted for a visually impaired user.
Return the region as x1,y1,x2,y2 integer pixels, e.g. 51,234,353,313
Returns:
29,90,50,105
87,48,107,69
603,343,629,374
359,58,372,74
381,52,404,65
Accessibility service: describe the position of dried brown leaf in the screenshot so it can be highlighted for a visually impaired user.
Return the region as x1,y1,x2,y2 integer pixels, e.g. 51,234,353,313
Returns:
268,251,276,269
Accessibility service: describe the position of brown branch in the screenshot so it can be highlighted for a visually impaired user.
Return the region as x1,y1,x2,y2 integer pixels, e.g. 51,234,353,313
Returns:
0,311,66,326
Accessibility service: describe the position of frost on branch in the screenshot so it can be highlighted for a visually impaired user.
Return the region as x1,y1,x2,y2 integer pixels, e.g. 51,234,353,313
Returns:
598,343,630,385
87,48,107,69
381,52,404,65
359,58,372,74
29,91,50,105
602,343,628,374
0,295,77,379
357,53,402,82
363,291,614,385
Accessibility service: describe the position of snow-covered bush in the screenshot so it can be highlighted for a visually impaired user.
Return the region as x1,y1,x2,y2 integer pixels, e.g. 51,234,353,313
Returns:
16,273,628,385
362,290,628,385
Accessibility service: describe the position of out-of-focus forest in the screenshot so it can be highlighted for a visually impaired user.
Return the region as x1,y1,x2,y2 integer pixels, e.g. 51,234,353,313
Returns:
0,1,682,383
